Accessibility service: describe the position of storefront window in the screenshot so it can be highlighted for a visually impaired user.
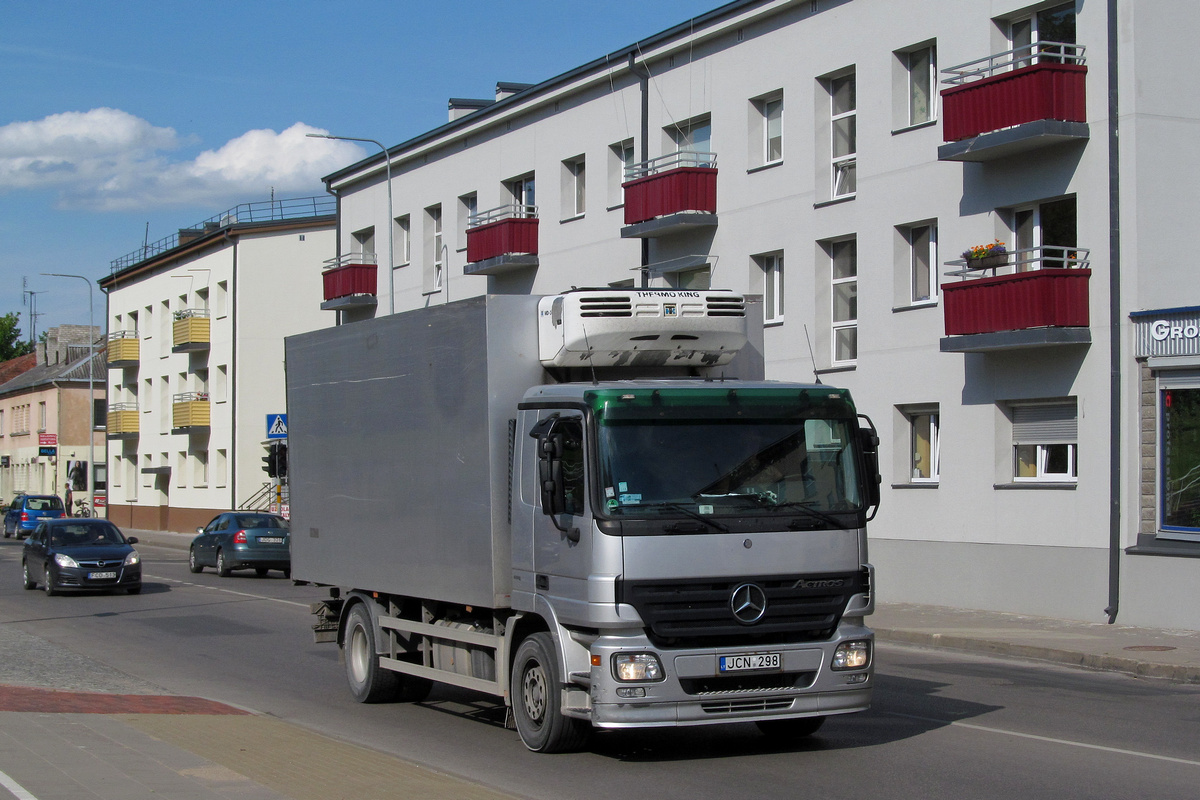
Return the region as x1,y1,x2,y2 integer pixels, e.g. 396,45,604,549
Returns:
1161,387,1200,534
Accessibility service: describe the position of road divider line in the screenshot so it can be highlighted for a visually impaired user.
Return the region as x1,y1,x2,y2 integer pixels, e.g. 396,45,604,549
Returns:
0,769,39,800
144,574,309,608
889,713,1200,767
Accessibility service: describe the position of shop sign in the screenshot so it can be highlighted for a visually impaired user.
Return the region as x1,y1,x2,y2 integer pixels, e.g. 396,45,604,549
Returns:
1133,306,1200,358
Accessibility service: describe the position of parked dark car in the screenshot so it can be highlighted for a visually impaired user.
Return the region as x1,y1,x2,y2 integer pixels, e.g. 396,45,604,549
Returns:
4,494,66,538
190,512,290,578
22,519,141,595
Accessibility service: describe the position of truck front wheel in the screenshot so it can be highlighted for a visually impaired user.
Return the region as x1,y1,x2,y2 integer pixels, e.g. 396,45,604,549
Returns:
511,632,590,753
344,605,400,703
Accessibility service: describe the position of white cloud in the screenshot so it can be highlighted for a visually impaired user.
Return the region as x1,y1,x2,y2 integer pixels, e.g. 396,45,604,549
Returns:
0,110,364,210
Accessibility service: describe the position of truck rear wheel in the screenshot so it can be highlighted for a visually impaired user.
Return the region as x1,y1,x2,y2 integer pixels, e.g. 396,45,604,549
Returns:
756,716,826,739
344,605,400,703
511,632,590,753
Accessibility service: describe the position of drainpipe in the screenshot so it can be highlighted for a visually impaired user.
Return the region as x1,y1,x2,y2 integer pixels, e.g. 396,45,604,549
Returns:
1105,0,1122,624
629,53,651,289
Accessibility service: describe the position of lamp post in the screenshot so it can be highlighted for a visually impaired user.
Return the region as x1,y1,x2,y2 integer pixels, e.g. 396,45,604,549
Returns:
307,133,394,314
42,273,96,513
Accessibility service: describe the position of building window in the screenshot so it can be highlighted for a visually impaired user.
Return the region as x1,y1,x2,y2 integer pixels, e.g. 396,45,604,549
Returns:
673,268,711,291
507,174,536,212
899,45,936,126
193,449,208,488
667,115,712,155
830,238,858,363
176,451,187,488
93,462,106,492
394,215,411,266
1010,3,1077,68
899,222,937,304
1159,383,1200,539
215,282,227,318
609,139,634,206
755,252,785,324
1011,400,1078,482
423,205,443,296
902,405,940,482
751,93,784,167
93,398,105,429
38,402,46,432
351,226,376,261
1011,196,1077,270
458,192,477,241
562,156,586,218
216,448,228,489
830,73,856,198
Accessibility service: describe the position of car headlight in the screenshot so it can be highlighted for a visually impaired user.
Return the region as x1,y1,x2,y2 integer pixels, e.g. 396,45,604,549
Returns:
831,640,871,670
54,553,79,568
124,550,140,566
612,653,664,682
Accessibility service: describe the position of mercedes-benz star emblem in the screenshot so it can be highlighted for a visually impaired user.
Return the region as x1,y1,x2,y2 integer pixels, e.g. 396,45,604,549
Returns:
730,583,768,624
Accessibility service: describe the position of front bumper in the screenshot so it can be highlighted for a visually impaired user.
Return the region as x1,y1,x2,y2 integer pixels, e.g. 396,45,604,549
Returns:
49,564,142,592
587,623,873,728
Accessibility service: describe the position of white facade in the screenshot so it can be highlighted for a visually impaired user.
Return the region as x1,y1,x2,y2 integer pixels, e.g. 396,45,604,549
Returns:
321,0,1200,629
101,202,335,533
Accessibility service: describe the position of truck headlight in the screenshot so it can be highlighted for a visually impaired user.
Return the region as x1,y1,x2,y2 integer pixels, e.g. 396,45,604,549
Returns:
124,551,140,566
831,640,871,670
54,553,79,568
612,653,664,682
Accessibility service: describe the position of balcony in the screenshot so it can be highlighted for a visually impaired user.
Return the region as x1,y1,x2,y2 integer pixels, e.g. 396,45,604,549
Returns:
939,43,1088,162
172,309,210,352
621,151,718,238
107,402,139,439
464,204,539,276
107,330,139,367
321,254,378,311
940,245,1092,353
172,392,210,431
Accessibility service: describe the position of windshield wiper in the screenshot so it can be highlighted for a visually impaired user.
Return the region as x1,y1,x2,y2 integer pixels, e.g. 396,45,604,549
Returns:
630,501,729,533
702,492,849,529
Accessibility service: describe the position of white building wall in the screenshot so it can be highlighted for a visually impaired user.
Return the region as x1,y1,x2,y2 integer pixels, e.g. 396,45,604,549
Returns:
324,0,1200,627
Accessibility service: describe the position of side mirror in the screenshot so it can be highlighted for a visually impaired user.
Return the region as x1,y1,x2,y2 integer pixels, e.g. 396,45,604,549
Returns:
126,536,139,544
857,414,882,519
196,527,205,534
529,416,580,542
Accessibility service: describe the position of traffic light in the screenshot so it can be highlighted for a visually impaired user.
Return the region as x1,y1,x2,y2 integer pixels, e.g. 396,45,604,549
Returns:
262,447,277,477
276,443,288,479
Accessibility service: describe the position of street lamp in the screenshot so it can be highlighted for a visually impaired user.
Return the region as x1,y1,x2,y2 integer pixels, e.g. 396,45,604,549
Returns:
307,133,394,314
41,273,96,513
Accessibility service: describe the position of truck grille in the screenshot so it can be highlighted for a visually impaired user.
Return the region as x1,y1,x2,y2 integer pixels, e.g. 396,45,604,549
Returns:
680,671,815,696
618,571,864,649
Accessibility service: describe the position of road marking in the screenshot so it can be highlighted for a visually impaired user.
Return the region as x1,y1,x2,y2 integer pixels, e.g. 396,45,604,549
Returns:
144,575,309,608
0,769,39,800
889,713,1200,767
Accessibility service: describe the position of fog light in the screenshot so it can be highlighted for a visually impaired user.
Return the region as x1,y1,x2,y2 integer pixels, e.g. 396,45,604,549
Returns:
844,672,868,684
612,653,664,682
616,687,647,698
832,640,871,670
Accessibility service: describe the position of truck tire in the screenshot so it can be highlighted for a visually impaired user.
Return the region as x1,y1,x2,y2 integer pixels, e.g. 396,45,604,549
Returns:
511,632,590,753
755,716,826,739
344,604,400,703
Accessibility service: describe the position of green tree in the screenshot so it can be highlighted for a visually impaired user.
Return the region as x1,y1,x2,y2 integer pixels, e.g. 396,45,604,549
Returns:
0,313,35,361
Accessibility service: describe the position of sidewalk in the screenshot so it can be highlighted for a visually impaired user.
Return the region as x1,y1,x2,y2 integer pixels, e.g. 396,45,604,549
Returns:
127,526,1200,684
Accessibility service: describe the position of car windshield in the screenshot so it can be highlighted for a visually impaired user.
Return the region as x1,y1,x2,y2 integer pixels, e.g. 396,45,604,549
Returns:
26,497,64,511
50,523,125,547
236,515,287,530
591,387,864,523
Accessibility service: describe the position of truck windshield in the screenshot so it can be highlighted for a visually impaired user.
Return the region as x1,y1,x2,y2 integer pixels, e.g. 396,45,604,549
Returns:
589,387,863,522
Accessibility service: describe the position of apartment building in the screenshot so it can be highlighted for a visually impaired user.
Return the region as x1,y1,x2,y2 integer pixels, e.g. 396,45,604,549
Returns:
0,327,105,507
99,198,335,533
313,0,1200,629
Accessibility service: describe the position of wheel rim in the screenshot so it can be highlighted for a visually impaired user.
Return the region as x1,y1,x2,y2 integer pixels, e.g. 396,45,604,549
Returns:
189,549,196,568
348,625,370,685
521,659,548,726
22,562,29,584
217,552,224,573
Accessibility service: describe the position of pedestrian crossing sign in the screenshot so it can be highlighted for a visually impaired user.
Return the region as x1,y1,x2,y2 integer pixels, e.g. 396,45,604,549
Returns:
267,414,288,438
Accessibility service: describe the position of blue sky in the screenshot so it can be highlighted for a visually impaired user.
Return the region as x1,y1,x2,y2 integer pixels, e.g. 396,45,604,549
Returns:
1,0,722,338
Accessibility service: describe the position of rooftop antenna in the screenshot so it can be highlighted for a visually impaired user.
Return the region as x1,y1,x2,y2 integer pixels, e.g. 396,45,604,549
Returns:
803,325,822,385
581,322,599,386
22,279,46,347
142,222,150,260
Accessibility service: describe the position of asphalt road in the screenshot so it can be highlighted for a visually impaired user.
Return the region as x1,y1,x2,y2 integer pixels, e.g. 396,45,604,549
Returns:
2,537,1198,800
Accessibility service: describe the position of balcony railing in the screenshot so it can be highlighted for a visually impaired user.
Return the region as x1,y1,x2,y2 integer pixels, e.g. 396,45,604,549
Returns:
107,402,139,437
466,204,539,268
322,254,378,305
172,392,210,430
622,151,718,228
172,309,210,352
106,330,140,366
941,245,1091,341
940,42,1087,149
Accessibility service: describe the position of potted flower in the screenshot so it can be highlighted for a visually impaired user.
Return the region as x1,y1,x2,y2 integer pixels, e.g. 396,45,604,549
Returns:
961,239,1008,270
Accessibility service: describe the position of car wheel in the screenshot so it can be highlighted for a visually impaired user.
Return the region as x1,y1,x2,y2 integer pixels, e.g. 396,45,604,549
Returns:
511,632,591,753
755,716,826,739
344,604,400,703
188,547,203,574
216,549,231,577
42,565,57,596
22,560,35,590
255,567,269,577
